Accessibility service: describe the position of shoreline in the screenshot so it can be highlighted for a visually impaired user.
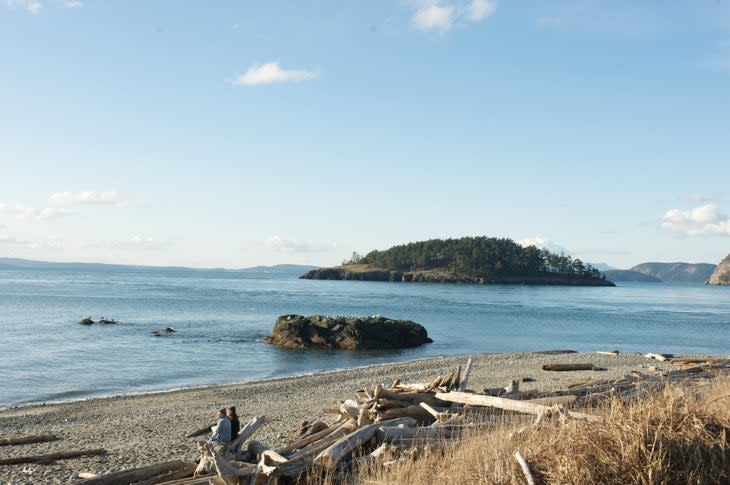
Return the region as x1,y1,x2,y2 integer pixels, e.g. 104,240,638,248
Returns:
1,351,724,484
0,353,477,412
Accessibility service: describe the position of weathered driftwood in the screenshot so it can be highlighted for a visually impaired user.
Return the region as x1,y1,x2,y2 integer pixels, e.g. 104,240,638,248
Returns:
226,415,267,454
0,433,59,447
644,353,672,362
1,448,107,466
185,425,212,439
278,423,343,455
596,350,620,356
434,391,600,422
515,451,536,485
542,363,596,371
126,462,197,485
458,357,473,392
72,460,189,485
314,417,417,470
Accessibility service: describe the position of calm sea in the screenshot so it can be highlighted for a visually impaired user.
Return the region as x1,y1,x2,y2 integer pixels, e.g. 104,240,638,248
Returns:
0,265,728,408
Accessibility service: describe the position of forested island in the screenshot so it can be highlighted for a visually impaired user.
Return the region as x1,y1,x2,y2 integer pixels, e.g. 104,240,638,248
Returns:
301,237,614,286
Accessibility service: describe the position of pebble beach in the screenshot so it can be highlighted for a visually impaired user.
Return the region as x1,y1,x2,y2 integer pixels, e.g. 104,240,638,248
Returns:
0,351,684,484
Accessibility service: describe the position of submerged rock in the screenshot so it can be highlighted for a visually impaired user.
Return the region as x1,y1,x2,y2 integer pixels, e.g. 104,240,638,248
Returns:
98,318,118,324
264,314,432,350
79,317,95,325
152,327,176,337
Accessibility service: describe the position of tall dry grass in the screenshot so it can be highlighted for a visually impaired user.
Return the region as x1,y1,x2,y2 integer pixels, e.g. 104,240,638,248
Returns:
312,377,730,485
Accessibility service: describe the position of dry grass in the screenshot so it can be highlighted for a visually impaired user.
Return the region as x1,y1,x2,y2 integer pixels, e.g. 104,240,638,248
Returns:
312,377,730,485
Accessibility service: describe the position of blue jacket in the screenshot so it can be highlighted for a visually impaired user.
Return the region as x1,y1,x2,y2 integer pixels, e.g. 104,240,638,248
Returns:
210,416,232,444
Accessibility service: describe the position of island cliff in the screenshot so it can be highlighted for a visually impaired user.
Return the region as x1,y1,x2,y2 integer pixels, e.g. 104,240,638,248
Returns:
706,254,730,285
302,237,614,286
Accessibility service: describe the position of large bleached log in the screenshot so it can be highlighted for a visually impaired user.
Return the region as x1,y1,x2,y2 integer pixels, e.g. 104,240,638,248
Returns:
226,415,267,453
125,462,197,485
1,448,107,466
375,424,460,444
0,433,59,446
542,363,596,371
434,391,600,422
377,404,435,424
277,423,343,455
458,357,473,392
313,418,415,470
72,460,190,484
644,353,672,362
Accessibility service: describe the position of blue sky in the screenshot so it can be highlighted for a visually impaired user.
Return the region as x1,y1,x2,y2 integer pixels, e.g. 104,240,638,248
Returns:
1,0,729,268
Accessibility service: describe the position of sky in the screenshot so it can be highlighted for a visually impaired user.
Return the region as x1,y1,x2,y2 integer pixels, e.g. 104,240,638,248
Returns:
1,0,729,269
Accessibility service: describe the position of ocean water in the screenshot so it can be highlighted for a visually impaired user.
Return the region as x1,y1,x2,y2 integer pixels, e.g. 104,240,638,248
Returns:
0,265,728,408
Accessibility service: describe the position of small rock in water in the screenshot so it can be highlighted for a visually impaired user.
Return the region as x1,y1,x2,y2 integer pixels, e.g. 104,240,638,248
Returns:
152,327,176,337
79,317,95,325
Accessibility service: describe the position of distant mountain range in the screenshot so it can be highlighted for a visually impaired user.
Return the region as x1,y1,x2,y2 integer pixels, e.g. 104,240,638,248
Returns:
605,262,717,284
0,257,318,275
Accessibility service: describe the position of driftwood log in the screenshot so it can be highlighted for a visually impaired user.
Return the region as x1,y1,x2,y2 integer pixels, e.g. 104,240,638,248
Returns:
0,433,59,446
73,460,193,485
542,363,596,371
0,448,107,466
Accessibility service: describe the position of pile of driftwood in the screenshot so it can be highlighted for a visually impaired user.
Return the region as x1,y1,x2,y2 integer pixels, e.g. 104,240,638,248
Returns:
183,356,729,485
6,354,727,485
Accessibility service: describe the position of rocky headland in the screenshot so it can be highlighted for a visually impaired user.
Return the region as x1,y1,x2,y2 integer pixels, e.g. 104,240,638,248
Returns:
706,253,730,285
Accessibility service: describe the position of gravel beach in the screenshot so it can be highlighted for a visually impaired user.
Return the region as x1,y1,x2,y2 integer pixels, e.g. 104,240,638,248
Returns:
0,351,683,484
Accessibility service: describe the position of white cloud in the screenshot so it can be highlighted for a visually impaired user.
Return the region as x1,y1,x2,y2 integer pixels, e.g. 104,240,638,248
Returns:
4,0,41,13
265,236,337,254
0,203,75,221
408,0,496,33
232,62,318,86
49,190,124,206
517,237,571,255
411,4,456,33
63,0,82,7
661,204,730,237
466,0,496,22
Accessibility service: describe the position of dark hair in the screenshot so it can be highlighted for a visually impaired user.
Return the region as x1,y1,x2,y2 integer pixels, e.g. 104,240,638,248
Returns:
228,406,237,415
218,408,226,415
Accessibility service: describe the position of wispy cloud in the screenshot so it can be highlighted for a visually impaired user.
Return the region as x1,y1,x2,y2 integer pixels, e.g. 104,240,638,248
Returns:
680,193,714,203
0,203,75,221
49,190,125,206
661,204,730,237
4,0,42,14
516,236,570,255
231,62,319,86
264,236,337,254
411,4,456,33
466,0,497,22
409,0,497,34
63,0,82,8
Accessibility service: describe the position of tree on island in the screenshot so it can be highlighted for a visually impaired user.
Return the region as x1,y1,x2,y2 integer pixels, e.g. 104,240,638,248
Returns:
342,236,605,281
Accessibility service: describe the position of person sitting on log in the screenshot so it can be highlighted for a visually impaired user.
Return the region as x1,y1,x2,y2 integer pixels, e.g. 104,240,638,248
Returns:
209,408,232,447
227,406,240,440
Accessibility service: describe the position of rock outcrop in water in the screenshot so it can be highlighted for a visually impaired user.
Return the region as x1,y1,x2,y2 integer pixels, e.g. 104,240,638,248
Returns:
264,315,432,350
706,254,730,285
